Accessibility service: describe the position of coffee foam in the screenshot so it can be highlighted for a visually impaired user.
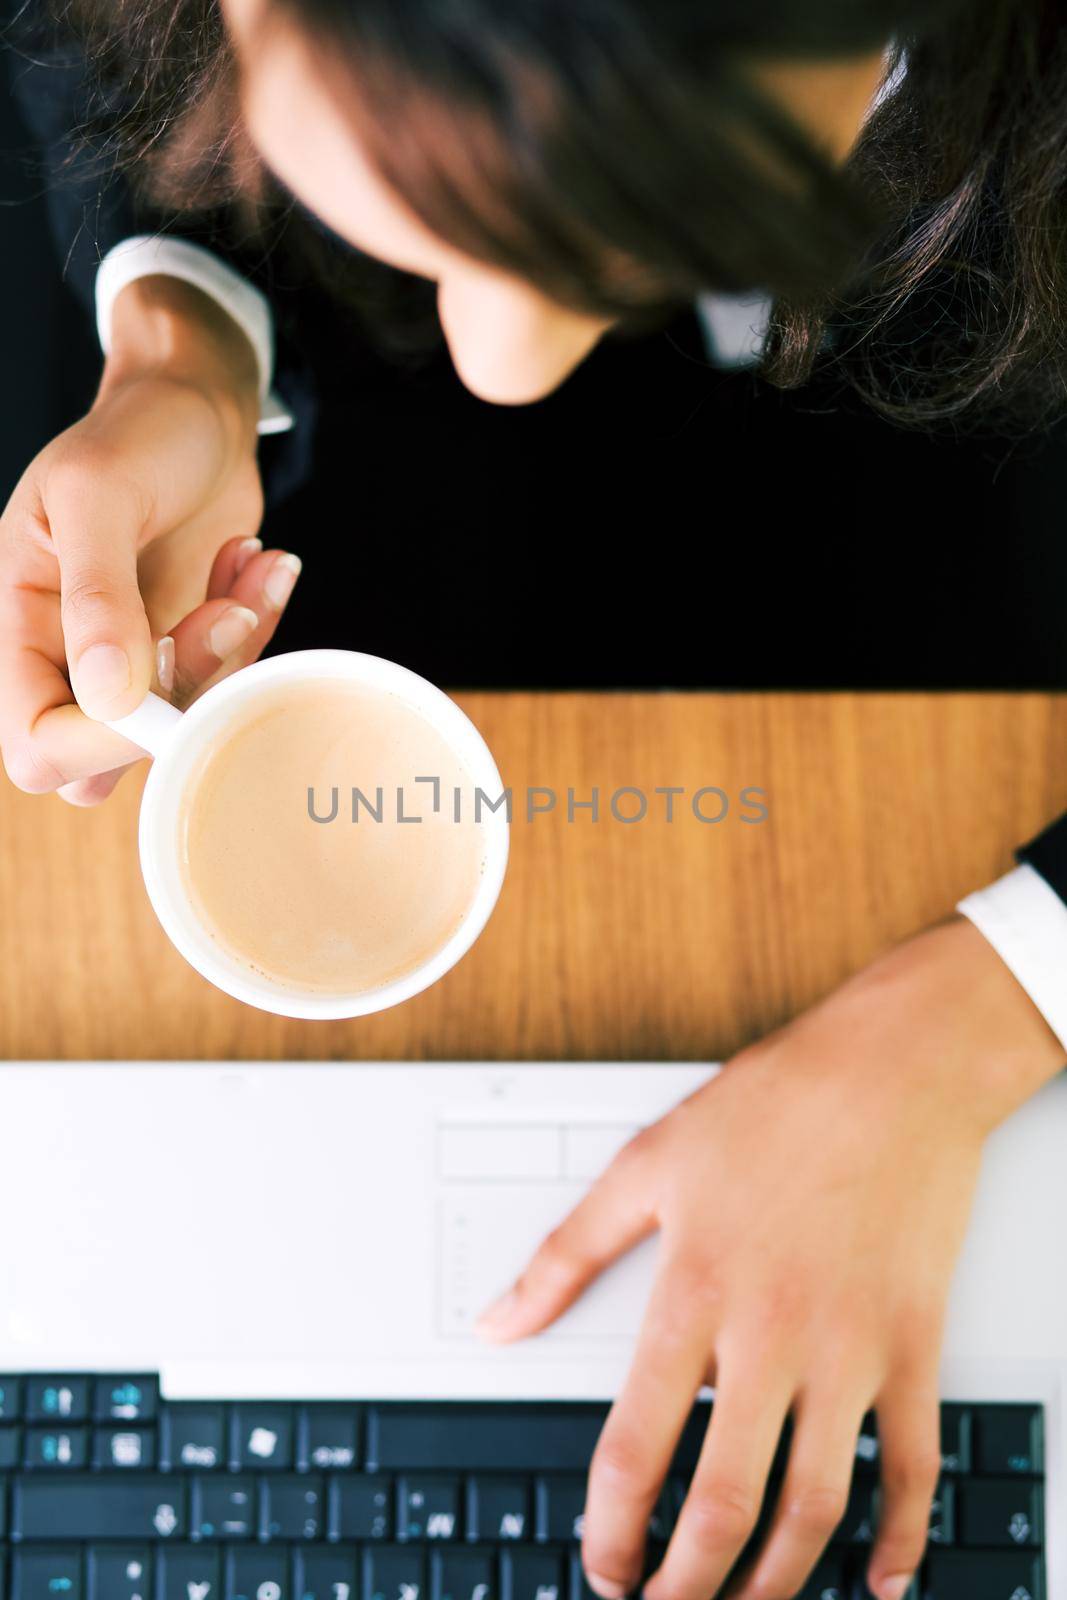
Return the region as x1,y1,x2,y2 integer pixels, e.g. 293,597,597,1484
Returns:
179,679,487,995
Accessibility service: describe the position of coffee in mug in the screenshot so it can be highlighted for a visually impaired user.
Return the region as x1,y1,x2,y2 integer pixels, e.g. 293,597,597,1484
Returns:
178,679,487,996
103,651,509,1018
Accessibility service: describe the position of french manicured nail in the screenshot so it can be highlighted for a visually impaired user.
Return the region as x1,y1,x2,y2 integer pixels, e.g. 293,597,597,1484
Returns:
233,537,263,576
264,552,302,610
155,636,175,694
474,1287,519,1337
73,643,130,714
208,604,259,660
584,1576,627,1600
878,1577,915,1600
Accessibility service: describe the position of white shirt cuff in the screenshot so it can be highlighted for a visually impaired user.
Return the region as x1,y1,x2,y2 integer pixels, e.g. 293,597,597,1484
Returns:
95,235,295,436
695,291,772,369
958,863,1067,1051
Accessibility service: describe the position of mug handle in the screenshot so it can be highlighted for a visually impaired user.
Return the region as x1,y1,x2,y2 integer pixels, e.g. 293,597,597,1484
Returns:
103,691,184,758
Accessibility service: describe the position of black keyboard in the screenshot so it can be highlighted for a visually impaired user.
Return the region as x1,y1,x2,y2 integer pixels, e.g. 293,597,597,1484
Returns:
0,1378,1048,1600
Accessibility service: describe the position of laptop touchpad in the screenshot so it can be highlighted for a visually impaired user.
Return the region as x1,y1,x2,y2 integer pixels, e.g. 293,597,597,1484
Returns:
437,1120,659,1341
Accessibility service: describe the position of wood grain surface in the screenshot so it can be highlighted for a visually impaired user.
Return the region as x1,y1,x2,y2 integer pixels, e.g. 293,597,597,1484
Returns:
1,693,1064,1062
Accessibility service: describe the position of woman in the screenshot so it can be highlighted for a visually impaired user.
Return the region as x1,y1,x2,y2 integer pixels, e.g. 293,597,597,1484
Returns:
2,0,1067,1595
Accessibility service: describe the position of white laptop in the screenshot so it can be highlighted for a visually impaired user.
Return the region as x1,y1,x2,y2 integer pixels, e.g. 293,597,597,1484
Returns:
0,1062,1063,1599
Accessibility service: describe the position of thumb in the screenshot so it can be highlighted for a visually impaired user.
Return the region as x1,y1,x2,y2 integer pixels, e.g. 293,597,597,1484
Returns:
475,1137,659,1343
51,488,154,720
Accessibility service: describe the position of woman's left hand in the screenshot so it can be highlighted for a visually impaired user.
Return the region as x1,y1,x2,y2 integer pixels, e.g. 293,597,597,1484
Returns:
476,917,1064,1600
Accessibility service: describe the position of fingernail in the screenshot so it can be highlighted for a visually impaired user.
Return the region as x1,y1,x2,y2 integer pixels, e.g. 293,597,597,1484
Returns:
155,636,175,694
73,642,130,715
474,1287,519,1337
208,604,259,660
878,1577,915,1600
585,1576,627,1600
233,537,263,575
264,552,302,610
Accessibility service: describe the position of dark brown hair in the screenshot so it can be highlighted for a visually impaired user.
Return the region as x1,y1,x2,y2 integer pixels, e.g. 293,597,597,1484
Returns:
25,0,1067,429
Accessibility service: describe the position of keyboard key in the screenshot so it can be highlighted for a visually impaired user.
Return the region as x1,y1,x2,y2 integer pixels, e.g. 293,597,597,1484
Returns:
796,1553,847,1599
227,1550,290,1600
158,1547,221,1600
471,1479,529,1541
643,1491,675,1542
301,1408,360,1472
610,1481,676,1544
332,1479,391,1540
665,1477,688,1521
363,1549,426,1600
637,1544,667,1590
297,1552,357,1600
667,1407,712,1477
0,1429,21,1469
233,1407,294,1471
647,1491,674,1544
92,1380,158,1425
13,1476,185,1540
975,1405,1044,1476
924,1550,1045,1600
566,1552,600,1600
86,1545,152,1600
161,1406,225,1472
0,1381,21,1422
26,1382,90,1425
537,1478,585,1543
831,1479,876,1544
940,1406,973,1473
399,1478,461,1540
370,1408,607,1473
263,1476,324,1540
12,1549,82,1600
960,1479,1044,1547
193,1477,256,1540
24,1430,89,1471
93,1430,155,1470
433,1551,496,1600
854,1416,880,1470
928,1480,956,1545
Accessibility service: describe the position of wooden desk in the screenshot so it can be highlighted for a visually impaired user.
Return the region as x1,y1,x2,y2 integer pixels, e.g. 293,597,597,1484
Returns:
1,693,1065,1062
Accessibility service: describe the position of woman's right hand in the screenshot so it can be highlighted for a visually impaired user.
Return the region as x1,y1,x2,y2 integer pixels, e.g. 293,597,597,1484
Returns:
0,274,302,805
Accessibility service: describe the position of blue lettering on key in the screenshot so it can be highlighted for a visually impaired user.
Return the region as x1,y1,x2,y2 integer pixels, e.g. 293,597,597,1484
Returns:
48,1579,72,1592
112,1383,142,1408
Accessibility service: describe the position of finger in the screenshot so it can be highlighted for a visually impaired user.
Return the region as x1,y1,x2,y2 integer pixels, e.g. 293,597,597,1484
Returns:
580,1264,712,1599
206,536,263,600
167,549,302,705
57,765,136,806
0,650,150,791
46,474,154,720
644,1349,793,1600
228,547,302,618
55,635,176,805
867,1375,942,1600
168,600,262,704
22,552,302,788
0,521,134,791
731,1383,869,1600
475,1131,659,1344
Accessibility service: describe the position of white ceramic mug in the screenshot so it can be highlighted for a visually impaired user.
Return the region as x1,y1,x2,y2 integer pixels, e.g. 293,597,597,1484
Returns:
105,649,510,1019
